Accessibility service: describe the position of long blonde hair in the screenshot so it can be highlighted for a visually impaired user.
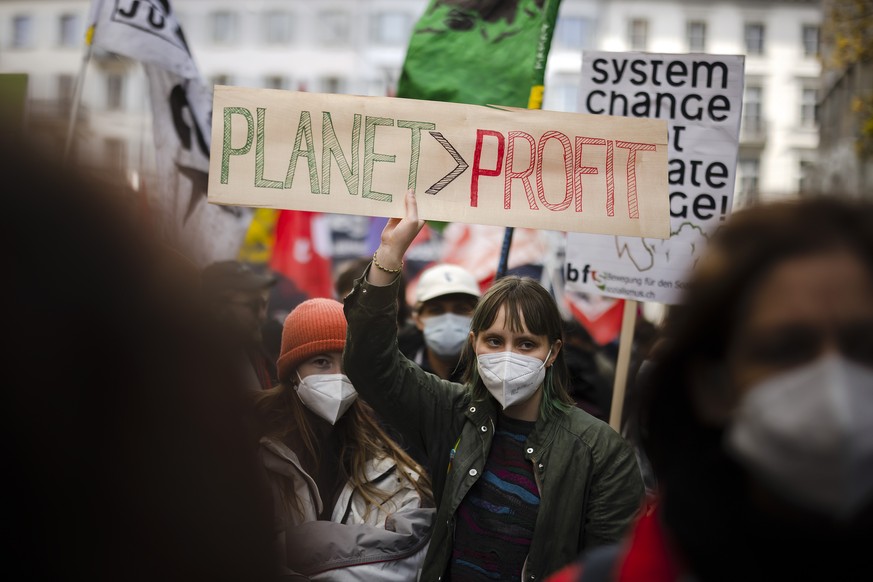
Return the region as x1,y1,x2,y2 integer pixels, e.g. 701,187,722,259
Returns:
254,380,432,521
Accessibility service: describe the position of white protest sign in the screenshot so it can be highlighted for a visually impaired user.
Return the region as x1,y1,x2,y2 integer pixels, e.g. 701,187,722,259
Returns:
566,52,745,304
208,86,670,238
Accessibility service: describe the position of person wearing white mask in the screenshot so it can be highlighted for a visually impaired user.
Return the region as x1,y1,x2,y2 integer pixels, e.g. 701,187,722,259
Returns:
252,298,435,580
343,190,645,582
399,263,481,382
546,195,873,582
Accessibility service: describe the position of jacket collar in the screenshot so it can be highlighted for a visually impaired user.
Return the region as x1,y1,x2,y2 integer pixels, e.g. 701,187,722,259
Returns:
463,396,497,426
260,436,323,516
462,395,563,461
260,436,404,484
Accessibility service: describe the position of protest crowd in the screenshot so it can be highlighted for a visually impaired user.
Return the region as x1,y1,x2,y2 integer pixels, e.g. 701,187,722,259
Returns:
5,1,872,581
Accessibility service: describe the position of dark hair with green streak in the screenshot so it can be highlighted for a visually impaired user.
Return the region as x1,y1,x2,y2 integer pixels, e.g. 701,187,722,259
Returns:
460,276,575,419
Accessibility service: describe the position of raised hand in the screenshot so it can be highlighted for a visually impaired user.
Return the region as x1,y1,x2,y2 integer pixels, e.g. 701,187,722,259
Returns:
369,189,426,286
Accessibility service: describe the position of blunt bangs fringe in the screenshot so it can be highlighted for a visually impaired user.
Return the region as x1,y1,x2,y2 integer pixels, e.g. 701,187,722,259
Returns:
462,276,575,418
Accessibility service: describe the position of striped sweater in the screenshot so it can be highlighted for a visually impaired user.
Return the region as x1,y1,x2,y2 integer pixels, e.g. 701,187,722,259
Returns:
450,413,539,580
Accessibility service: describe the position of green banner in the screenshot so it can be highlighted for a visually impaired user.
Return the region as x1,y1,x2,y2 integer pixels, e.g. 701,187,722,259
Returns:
397,0,563,108
0,73,28,137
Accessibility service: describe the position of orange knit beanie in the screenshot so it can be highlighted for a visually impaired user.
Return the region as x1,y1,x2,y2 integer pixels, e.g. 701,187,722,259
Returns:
277,298,347,381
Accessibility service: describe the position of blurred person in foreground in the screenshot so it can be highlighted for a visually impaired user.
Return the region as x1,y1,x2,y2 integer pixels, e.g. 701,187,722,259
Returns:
398,262,481,383
546,195,873,582
202,259,279,391
252,298,434,580
2,140,277,579
343,189,644,581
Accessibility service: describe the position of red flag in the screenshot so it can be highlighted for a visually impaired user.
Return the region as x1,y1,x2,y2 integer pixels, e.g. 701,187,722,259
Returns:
269,210,333,299
564,290,625,346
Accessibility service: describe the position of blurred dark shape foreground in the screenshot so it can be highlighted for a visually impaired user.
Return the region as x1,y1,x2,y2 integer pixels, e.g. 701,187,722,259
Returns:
1,139,277,580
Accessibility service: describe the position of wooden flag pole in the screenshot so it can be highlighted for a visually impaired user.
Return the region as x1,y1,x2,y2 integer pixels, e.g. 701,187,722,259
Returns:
609,299,638,433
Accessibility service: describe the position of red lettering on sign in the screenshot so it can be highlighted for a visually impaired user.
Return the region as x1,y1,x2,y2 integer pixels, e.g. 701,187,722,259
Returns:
615,140,656,218
574,137,611,214
470,130,505,207
536,131,574,211
504,131,536,210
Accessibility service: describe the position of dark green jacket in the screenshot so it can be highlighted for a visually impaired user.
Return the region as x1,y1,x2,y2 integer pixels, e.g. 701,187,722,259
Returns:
343,273,645,582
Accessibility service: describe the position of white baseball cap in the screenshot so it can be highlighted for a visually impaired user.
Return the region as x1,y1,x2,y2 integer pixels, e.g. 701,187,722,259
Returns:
415,264,481,304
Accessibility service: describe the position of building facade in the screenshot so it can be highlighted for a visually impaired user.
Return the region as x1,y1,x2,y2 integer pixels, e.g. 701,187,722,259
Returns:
545,0,822,207
1,0,822,205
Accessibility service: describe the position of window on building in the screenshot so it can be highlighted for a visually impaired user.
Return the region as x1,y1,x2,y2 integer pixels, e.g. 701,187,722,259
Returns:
742,85,764,134
370,12,412,46
321,76,345,94
210,11,238,44
264,75,286,90
106,73,124,111
263,11,293,45
319,11,350,46
802,24,819,58
628,18,648,51
687,20,706,52
554,16,592,49
12,14,33,48
738,157,760,202
800,87,818,126
58,13,80,47
744,23,765,55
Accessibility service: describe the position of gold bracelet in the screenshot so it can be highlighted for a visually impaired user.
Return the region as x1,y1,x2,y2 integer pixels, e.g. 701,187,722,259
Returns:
372,251,403,274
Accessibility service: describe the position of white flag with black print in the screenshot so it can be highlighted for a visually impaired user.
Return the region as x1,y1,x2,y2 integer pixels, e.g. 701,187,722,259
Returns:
87,0,253,266
88,0,198,78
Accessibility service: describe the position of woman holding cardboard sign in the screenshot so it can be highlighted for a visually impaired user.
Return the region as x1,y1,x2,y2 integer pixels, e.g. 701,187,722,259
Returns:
342,189,645,581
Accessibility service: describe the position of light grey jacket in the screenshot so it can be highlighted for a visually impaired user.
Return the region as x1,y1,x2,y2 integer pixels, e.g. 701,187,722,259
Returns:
260,437,434,580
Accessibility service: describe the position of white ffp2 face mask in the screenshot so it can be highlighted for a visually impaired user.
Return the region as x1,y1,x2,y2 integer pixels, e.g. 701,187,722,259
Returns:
423,313,472,358
726,354,873,519
295,373,358,425
477,349,550,409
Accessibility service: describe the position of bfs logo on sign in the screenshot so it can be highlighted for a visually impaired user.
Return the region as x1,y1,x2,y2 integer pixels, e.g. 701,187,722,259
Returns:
111,0,190,55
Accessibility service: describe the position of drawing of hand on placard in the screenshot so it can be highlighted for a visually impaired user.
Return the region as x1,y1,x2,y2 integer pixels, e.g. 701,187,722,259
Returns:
614,221,709,273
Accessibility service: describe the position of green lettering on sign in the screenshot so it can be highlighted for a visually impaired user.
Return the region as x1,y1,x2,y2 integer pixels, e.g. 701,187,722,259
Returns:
321,112,361,196
221,107,254,184
255,108,283,189
397,119,436,190
284,111,321,194
362,116,396,202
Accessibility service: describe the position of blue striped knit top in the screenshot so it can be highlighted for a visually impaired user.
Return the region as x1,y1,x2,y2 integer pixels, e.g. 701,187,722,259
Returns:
449,412,539,580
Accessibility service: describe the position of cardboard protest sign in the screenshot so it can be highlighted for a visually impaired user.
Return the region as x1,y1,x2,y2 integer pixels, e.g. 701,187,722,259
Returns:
565,52,745,304
208,86,670,238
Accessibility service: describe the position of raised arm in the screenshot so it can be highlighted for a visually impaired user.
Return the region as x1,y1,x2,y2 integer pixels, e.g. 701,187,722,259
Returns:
368,189,426,287
343,189,466,473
